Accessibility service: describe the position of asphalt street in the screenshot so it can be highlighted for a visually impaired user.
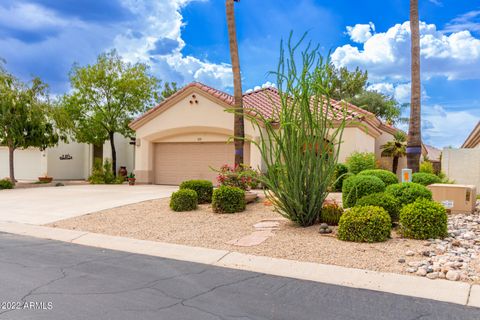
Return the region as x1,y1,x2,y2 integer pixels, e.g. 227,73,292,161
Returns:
0,232,478,320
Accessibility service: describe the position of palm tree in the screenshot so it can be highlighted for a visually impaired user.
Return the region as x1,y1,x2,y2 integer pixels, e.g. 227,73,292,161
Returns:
226,0,244,166
407,0,422,172
381,131,407,174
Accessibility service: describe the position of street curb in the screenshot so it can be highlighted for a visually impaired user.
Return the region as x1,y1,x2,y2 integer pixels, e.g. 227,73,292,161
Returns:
0,221,478,307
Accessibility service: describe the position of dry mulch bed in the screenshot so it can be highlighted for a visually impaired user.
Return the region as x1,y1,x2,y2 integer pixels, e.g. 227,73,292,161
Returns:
49,193,427,276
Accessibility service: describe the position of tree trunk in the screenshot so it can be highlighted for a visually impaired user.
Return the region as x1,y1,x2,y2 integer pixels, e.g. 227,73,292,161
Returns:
392,156,399,175
226,0,245,166
109,132,117,177
407,0,422,172
8,144,15,185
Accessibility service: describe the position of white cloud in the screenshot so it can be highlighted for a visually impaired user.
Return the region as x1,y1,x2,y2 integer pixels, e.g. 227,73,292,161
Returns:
114,0,232,89
367,82,428,104
420,104,479,148
332,21,480,81
444,10,480,33
346,22,375,43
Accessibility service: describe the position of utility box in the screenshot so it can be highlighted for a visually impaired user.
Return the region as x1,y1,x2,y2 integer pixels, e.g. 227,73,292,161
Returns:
427,184,477,214
402,168,412,183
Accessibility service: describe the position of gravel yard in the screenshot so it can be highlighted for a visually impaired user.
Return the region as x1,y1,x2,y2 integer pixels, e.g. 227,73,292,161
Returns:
49,193,433,277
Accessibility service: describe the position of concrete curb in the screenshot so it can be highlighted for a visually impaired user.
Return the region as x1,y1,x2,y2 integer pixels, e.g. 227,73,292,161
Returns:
0,221,478,308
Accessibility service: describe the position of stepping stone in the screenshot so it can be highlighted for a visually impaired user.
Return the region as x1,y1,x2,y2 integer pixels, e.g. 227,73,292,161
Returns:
253,221,280,230
227,230,273,247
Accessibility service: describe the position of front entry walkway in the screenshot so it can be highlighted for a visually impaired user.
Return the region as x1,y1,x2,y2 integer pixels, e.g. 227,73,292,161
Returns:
0,185,178,224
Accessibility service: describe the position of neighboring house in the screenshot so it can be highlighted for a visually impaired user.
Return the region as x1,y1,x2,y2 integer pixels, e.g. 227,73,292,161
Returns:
0,134,134,181
130,82,406,185
442,121,480,189
424,144,442,173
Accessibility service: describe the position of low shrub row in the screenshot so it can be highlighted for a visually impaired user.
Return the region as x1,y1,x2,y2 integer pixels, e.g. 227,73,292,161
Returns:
0,179,13,189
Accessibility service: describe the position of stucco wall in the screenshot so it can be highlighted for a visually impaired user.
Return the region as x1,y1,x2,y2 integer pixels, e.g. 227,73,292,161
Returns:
442,148,480,189
47,141,88,180
134,88,263,183
102,133,135,176
337,127,376,163
0,147,43,180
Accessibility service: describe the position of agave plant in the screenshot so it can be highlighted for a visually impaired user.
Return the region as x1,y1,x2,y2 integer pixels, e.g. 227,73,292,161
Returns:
245,34,348,227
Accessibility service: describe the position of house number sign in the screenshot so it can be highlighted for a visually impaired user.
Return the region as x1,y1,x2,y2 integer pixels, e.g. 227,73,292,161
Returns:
59,154,73,160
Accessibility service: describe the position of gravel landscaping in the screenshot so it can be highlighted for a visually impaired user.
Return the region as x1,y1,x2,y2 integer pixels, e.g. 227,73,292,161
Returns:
48,193,480,283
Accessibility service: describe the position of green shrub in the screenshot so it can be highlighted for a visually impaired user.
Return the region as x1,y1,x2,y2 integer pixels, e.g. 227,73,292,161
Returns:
332,163,349,192
320,201,344,225
170,189,198,212
342,175,386,208
419,161,435,174
412,172,442,186
0,179,14,189
345,152,376,174
338,206,391,242
399,199,448,239
385,182,432,206
212,186,245,214
358,169,398,186
180,180,213,204
88,159,123,184
355,192,400,222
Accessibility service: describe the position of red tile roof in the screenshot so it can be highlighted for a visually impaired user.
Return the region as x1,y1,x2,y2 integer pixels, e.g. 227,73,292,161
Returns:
130,81,379,128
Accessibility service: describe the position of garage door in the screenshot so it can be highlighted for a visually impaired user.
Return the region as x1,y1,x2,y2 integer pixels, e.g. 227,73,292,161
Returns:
154,142,250,185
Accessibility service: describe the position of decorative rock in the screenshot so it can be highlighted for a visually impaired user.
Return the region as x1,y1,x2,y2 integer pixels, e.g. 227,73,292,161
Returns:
416,268,427,276
405,250,415,257
318,223,332,234
426,272,439,280
446,270,460,281
398,258,406,263
406,267,417,273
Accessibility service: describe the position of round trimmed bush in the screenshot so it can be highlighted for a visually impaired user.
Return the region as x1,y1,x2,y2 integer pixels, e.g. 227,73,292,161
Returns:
320,201,344,225
412,172,442,186
358,169,398,186
338,206,391,242
170,189,198,212
385,182,432,206
355,192,400,222
0,179,14,190
179,180,213,204
342,175,386,208
399,198,448,239
212,186,246,214
332,163,349,192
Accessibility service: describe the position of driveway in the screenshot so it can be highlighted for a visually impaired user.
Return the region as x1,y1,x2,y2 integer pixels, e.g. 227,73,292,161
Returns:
0,233,478,320
0,185,178,225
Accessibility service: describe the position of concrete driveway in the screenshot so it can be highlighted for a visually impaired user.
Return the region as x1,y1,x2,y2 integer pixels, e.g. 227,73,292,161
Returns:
0,184,178,225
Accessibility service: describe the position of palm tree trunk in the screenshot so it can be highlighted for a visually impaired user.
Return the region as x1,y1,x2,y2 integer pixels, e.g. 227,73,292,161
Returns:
407,0,422,172
8,144,15,185
392,156,399,175
226,0,244,166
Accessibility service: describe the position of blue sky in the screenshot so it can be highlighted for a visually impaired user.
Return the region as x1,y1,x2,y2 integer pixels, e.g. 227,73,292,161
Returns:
0,0,479,148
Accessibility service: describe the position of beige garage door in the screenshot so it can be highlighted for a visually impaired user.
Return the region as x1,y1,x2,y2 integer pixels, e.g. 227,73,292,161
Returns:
154,142,250,185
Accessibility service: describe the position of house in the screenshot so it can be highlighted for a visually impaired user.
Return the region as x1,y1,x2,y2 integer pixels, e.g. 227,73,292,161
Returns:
442,121,480,189
0,134,134,181
130,82,406,185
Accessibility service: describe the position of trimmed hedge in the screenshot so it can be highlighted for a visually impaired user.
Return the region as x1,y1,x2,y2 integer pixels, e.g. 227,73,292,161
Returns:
338,206,391,242
170,189,198,212
0,179,14,190
212,186,246,214
345,152,375,174
399,199,448,240
342,175,386,208
332,163,349,192
412,172,442,186
358,169,398,186
385,182,432,206
320,201,344,225
179,180,213,204
355,192,400,222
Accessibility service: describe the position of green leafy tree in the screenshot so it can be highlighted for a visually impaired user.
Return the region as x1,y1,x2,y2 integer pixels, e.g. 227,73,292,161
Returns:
0,69,60,184
161,82,178,99
380,131,407,174
63,51,160,175
328,63,405,124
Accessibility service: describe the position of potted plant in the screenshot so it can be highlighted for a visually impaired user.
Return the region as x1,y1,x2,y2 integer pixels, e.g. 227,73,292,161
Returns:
38,173,53,183
127,172,136,186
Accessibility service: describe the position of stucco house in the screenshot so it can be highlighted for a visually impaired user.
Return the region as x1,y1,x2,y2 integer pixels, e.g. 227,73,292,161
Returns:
462,121,480,149
130,82,406,185
0,134,134,181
